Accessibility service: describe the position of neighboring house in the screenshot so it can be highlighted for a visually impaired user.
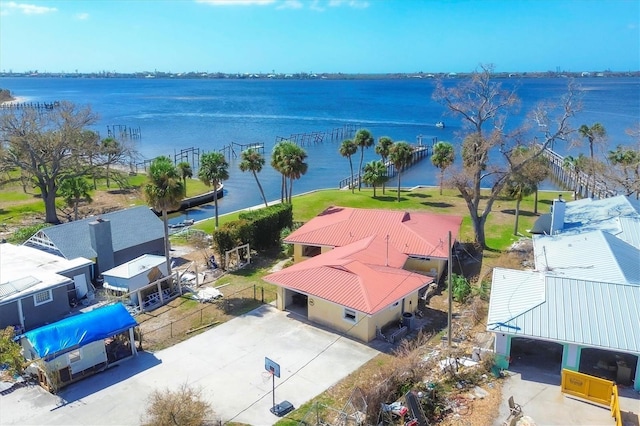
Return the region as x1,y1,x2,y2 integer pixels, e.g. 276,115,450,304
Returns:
21,303,138,391
24,206,165,278
488,218,640,391
0,243,93,332
531,195,640,248
264,206,462,342
102,254,176,310
488,268,640,391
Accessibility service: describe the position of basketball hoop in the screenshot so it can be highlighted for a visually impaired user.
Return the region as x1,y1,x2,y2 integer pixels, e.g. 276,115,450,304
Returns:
261,370,273,384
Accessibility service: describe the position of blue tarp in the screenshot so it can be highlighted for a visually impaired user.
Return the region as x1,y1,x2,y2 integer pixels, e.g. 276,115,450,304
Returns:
23,303,137,359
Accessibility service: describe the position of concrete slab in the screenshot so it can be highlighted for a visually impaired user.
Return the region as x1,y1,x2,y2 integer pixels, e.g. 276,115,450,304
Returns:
0,304,379,426
494,365,640,426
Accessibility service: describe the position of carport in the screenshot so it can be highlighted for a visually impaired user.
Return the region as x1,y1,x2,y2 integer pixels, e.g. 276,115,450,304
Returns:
509,338,563,373
282,288,309,317
579,347,638,387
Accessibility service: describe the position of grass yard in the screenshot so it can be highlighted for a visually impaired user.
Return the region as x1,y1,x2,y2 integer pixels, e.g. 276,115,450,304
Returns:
195,187,571,252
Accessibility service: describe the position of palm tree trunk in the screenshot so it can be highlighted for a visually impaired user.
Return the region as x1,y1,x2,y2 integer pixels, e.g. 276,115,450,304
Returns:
514,197,521,235
288,177,294,203
358,149,364,190
74,200,79,221
349,159,354,194
440,170,444,195
253,171,268,207
397,171,401,202
213,181,220,230
162,209,172,275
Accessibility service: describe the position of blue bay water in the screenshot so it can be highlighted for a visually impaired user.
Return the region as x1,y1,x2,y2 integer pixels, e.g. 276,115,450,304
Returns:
1,77,638,221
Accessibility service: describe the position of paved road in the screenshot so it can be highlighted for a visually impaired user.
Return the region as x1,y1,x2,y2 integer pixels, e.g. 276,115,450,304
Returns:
0,304,379,426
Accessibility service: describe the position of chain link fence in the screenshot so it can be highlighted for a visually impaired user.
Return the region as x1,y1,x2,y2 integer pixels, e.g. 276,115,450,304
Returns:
138,284,277,351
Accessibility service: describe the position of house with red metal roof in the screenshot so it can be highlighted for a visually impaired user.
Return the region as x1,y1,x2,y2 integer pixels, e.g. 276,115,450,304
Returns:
264,206,462,342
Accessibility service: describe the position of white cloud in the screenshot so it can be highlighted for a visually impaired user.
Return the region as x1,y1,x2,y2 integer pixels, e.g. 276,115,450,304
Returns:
329,0,369,8
277,0,303,9
196,0,275,5
2,1,58,15
75,12,89,20
309,0,324,11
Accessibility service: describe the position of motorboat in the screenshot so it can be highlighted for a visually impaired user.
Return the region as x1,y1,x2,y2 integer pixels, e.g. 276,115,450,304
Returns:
435,121,445,129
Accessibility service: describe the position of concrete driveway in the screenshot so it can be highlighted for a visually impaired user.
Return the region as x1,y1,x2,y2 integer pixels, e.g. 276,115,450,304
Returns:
0,304,379,426
494,364,640,426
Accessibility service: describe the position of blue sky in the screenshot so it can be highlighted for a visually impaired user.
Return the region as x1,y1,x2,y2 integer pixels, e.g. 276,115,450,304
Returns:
0,0,638,74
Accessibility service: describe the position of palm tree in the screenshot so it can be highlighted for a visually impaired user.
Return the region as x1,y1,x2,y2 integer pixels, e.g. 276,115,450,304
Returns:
101,137,121,188
281,143,308,203
578,123,606,192
58,176,93,221
388,142,413,202
608,145,640,197
362,160,388,198
375,136,393,194
198,152,229,230
271,141,289,203
176,161,193,195
144,156,184,275
354,129,374,190
339,139,358,193
431,141,455,195
239,148,268,208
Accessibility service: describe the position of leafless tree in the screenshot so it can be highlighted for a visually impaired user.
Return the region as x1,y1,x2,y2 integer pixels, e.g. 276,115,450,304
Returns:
433,64,579,247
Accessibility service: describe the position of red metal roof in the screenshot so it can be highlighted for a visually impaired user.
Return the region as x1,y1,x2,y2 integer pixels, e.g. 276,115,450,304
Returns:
265,234,434,315
286,206,462,258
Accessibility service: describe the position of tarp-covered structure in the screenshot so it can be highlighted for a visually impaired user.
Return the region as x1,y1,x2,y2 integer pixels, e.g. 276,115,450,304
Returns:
23,303,137,359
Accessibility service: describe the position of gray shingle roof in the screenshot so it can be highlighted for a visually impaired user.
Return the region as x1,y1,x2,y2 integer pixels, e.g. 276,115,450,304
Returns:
34,206,164,260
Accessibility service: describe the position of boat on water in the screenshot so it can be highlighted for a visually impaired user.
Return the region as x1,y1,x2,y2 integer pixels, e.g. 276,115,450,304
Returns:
435,121,445,129
168,219,195,229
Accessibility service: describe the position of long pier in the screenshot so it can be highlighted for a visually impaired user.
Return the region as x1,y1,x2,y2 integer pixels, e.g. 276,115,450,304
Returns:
339,144,431,190
0,101,60,111
276,123,358,146
542,148,616,199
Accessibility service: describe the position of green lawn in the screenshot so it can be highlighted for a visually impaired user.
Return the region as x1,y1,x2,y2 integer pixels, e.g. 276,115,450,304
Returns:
194,187,571,251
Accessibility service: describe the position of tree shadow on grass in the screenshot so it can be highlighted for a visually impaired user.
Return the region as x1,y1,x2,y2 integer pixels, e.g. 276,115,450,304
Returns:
500,209,537,217
406,193,431,199
372,195,410,203
421,201,454,209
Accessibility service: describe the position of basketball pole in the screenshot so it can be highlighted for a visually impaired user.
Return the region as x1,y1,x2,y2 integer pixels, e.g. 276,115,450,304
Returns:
272,371,275,410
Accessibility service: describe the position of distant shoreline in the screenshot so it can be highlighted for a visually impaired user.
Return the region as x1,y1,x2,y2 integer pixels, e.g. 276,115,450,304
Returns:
0,96,28,105
1,71,638,81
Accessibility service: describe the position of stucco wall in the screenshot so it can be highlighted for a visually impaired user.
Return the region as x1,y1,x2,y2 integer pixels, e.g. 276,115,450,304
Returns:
308,297,370,342
404,258,446,280
292,244,333,263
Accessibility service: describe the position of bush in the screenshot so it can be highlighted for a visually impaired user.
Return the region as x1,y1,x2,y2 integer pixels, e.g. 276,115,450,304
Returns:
7,223,50,244
0,327,23,377
141,382,216,426
450,273,471,303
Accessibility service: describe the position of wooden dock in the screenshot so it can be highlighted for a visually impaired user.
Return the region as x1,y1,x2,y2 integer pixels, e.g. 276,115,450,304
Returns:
339,144,431,190
542,148,616,199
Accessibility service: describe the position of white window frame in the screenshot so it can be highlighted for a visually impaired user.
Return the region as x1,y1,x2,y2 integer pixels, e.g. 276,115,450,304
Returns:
68,349,81,364
33,290,53,306
343,308,357,323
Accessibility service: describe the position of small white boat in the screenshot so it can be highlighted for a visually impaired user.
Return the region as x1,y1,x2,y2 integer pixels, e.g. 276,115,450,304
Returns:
435,121,445,129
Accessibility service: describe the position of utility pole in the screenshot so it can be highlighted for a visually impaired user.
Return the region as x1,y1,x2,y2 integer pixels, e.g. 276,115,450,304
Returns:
447,231,452,348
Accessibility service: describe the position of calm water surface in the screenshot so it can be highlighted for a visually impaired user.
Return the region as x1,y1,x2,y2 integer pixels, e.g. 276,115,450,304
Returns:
1,77,638,221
